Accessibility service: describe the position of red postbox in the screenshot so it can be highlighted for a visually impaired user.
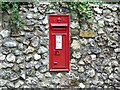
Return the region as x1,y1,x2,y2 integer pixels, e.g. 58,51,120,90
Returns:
49,15,70,71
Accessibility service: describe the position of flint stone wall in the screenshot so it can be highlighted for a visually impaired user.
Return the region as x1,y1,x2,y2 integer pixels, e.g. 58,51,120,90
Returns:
0,3,120,89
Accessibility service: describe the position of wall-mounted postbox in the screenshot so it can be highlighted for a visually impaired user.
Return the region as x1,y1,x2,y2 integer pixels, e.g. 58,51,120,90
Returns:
49,15,70,71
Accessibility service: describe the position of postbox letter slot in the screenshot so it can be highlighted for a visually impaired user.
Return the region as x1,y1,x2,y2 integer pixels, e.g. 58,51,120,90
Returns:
52,26,66,28
51,24,67,28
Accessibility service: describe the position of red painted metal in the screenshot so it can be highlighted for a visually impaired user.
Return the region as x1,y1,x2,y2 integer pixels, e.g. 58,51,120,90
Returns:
49,15,70,71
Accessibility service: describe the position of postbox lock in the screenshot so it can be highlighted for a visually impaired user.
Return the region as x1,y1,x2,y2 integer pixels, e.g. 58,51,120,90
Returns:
55,50,60,55
57,17,61,23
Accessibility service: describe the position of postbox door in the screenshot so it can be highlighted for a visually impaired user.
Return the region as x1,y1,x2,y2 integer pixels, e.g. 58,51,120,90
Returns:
49,15,70,71
51,34,66,69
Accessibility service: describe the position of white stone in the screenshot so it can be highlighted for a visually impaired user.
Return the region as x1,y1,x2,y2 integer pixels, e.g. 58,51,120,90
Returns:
15,80,24,88
114,48,120,53
80,38,88,45
0,53,6,61
111,60,119,67
94,7,102,14
45,72,52,78
98,29,105,34
71,40,80,50
71,59,77,64
91,54,96,60
56,73,63,78
27,13,33,19
0,30,11,38
0,79,8,86
33,7,38,13
36,71,44,80
72,51,81,59
79,83,85,88
78,60,85,65
98,20,104,27
34,53,41,60
71,21,79,29
6,54,16,62
87,69,95,77
78,66,85,73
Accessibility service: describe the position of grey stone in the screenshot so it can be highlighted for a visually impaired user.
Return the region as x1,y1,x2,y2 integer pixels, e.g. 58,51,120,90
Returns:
26,77,38,85
71,40,80,50
110,33,118,41
90,47,101,54
42,59,49,66
0,62,14,69
71,21,79,29
0,53,6,61
20,71,26,80
38,46,48,54
31,36,39,47
71,64,78,70
26,69,36,76
10,73,19,81
34,53,41,60
103,9,111,15
13,49,22,56
26,20,35,26
39,37,48,46
51,77,60,84
40,66,48,73
86,69,95,78
105,16,114,23
0,30,11,38
34,61,41,69
0,35,3,46
6,81,14,88
33,7,38,13
25,32,34,39
26,54,33,62
6,54,16,63
15,80,24,88
13,64,20,72
24,46,35,54
16,56,24,64
71,29,79,35
0,79,8,86
3,39,17,48
108,41,119,48
114,48,120,53
80,38,88,45
39,14,45,20
43,16,48,24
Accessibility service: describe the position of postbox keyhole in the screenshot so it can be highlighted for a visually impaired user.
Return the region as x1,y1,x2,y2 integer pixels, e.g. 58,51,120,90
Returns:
55,50,60,55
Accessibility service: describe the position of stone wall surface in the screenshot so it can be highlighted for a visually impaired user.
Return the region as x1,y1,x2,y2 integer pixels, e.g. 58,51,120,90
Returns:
0,2,120,89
